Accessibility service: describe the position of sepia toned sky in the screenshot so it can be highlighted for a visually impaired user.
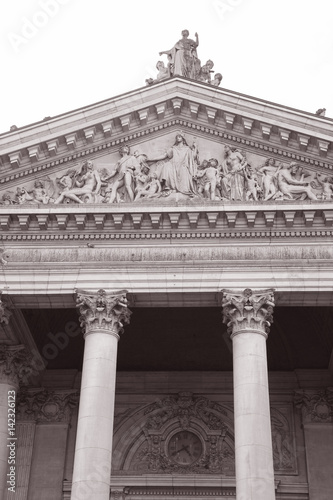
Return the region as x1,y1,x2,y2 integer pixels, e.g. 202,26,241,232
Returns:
1,0,332,133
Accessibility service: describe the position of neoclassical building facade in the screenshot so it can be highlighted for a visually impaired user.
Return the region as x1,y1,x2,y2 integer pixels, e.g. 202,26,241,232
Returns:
0,43,333,500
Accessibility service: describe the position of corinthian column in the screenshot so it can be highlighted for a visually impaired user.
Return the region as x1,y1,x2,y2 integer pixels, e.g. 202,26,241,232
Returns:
0,344,29,497
222,288,275,500
71,289,131,500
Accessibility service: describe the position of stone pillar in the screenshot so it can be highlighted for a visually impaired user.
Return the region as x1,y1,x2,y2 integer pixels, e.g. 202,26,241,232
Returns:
71,289,131,500
222,288,275,500
0,344,30,497
294,388,333,500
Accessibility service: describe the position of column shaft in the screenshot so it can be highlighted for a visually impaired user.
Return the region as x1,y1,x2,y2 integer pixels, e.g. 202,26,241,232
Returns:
71,330,118,500
232,330,275,500
71,289,131,500
222,288,275,500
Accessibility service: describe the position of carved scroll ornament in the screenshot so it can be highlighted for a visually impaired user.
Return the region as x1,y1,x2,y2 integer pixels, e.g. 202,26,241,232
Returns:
16,387,79,423
75,288,132,336
294,388,333,424
222,288,275,337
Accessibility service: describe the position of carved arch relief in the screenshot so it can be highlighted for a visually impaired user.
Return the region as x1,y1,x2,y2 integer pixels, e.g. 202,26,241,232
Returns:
112,393,297,476
1,133,331,206
112,393,235,475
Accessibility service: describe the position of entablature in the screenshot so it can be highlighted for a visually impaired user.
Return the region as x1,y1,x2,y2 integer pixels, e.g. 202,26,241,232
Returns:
0,201,333,239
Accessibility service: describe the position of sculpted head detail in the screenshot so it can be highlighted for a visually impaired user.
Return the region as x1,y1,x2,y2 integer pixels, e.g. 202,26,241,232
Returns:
156,61,165,70
181,29,189,38
209,158,218,168
289,161,298,174
119,145,130,156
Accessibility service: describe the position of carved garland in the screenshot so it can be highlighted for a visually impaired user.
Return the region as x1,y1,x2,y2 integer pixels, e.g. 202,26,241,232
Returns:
294,388,333,424
16,387,79,423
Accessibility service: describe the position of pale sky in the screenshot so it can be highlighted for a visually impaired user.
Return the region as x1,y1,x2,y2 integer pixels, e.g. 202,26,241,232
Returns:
1,0,332,134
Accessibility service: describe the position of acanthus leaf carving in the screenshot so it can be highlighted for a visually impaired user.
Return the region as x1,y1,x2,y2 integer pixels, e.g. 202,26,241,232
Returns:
222,288,275,337
0,293,11,325
75,288,131,336
0,344,33,386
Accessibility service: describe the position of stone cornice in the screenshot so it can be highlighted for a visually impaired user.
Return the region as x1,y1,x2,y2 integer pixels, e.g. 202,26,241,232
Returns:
1,118,332,188
0,78,332,178
0,201,333,236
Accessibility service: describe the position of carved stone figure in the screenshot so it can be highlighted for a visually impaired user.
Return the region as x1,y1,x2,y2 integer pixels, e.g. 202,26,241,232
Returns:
245,171,261,201
221,146,248,201
16,187,34,204
196,158,220,200
135,172,162,200
256,158,282,201
0,193,16,205
148,133,199,197
211,73,223,86
159,30,200,79
1,146,331,206
32,180,53,204
198,60,214,84
105,145,141,203
55,161,101,204
316,173,333,200
146,61,170,85
277,162,318,201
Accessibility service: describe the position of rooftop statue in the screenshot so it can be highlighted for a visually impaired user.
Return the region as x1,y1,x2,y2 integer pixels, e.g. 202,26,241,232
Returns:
146,30,223,87
159,30,200,79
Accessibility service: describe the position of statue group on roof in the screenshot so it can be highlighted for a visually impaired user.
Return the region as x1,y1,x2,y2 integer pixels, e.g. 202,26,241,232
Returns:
146,30,222,87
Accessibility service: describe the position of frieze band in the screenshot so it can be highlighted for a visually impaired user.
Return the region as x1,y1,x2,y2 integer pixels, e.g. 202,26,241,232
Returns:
1,136,331,206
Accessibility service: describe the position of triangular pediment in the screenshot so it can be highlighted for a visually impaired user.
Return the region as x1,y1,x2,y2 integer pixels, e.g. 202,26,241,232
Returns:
0,77,332,209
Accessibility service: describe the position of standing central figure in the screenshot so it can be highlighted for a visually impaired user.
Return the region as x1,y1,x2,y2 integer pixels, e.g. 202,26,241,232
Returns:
159,30,200,79
148,133,198,196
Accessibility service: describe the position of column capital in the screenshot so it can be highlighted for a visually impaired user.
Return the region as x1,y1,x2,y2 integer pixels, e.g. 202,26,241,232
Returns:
294,388,333,424
0,344,31,386
0,293,11,325
221,288,275,338
75,288,132,337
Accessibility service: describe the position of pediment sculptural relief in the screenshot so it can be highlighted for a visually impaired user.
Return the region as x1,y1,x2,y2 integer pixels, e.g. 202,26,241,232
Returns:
0,132,331,206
